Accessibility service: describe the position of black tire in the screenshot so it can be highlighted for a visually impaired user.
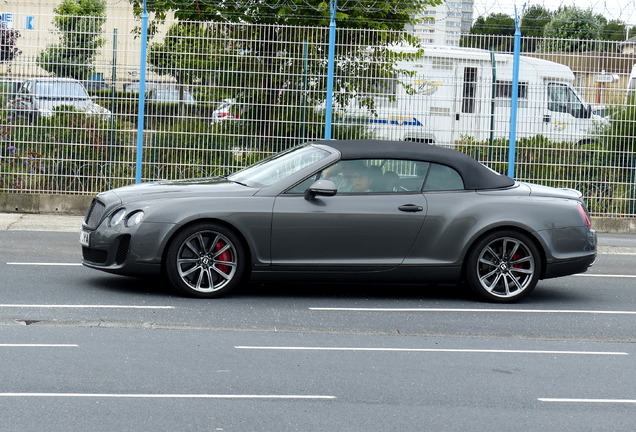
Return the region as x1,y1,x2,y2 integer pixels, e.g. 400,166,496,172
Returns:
465,230,541,303
165,222,246,298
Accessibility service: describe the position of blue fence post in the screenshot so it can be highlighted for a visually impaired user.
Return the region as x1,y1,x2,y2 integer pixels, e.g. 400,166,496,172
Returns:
507,6,523,179
324,0,337,140
135,0,149,183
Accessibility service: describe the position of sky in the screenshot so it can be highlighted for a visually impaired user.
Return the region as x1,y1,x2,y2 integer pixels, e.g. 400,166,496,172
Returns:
473,0,636,27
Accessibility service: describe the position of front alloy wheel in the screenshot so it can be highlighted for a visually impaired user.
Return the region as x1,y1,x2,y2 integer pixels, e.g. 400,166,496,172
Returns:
466,231,541,303
166,223,245,298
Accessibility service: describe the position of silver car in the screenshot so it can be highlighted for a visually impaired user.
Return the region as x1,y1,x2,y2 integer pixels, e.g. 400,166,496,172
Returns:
146,87,196,105
10,77,111,121
80,140,596,303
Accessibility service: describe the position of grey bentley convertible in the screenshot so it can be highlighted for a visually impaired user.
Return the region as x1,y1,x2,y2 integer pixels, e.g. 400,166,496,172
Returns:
81,140,596,303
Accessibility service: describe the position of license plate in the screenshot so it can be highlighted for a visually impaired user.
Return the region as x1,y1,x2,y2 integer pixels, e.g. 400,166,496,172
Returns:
79,230,90,247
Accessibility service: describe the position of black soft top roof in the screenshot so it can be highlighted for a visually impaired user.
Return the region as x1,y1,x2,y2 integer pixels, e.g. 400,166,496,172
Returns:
314,139,515,190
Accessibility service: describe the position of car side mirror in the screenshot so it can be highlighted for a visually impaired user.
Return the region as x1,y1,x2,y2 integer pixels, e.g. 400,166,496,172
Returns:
304,179,337,201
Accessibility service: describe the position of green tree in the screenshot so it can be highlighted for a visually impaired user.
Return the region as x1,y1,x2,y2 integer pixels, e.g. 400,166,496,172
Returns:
520,5,552,52
461,13,515,51
131,0,440,143
600,19,627,41
147,22,218,88
0,28,22,65
37,0,107,79
131,0,435,29
540,7,602,52
597,19,629,52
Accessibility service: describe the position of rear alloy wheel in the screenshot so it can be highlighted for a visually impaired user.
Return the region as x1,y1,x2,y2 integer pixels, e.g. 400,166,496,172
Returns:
165,223,246,298
465,231,541,303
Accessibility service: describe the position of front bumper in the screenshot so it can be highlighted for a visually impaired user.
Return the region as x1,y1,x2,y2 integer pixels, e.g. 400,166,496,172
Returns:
81,220,177,277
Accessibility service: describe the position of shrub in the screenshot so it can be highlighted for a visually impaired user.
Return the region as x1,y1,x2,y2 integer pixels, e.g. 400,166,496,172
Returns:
4,107,136,192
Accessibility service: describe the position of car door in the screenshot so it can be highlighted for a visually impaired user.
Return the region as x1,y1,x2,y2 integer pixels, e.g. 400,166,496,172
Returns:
544,82,591,142
452,65,483,144
270,159,428,268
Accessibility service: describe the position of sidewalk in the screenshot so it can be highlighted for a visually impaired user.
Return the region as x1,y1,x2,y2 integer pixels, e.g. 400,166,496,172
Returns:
0,213,84,233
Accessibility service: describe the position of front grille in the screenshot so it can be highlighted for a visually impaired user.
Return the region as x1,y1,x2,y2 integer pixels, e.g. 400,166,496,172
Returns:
84,199,105,228
82,247,108,265
115,235,131,265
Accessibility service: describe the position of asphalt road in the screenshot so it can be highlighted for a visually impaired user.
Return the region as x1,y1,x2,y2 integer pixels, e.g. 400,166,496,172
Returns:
1,221,635,431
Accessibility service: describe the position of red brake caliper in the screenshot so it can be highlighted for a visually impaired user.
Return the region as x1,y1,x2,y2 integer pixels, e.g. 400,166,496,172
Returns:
512,254,522,269
214,240,231,275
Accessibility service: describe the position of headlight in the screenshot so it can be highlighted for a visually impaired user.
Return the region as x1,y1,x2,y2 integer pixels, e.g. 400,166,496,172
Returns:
125,210,145,227
109,208,126,227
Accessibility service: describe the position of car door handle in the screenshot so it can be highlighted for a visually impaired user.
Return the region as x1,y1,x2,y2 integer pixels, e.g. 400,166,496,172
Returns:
398,204,423,212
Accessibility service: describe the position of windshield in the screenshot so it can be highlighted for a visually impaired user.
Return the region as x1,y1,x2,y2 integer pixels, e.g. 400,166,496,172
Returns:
547,82,588,118
152,89,195,102
34,81,89,99
228,145,331,187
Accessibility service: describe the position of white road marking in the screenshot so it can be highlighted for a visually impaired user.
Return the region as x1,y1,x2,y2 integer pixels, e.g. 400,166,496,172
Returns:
235,346,628,356
539,398,636,404
6,262,82,266
0,344,78,348
575,273,636,278
598,247,636,256
0,393,335,400
0,305,174,309
309,307,636,315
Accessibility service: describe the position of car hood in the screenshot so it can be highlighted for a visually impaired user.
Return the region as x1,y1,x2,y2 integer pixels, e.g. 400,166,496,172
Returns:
105,177,256,204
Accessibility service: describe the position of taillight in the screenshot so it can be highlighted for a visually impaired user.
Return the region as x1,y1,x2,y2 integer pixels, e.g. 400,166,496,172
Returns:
577,202,591,229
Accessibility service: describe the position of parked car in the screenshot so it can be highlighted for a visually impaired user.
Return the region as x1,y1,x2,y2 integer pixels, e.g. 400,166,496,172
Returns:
0,78,25,101
122,81,168,93
210,98,240,122
146,87,196,104
9,77,111,121
80,140,596,303
83,80,110,91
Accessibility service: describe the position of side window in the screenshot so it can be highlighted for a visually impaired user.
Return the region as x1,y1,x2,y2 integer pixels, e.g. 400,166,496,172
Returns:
20,81,31,95
285,159,426,194
286,173,319,194
495,80,528,99
422,163,464,191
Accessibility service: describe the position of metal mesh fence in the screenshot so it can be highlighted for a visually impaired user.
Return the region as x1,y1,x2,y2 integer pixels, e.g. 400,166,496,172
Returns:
1,14,635,217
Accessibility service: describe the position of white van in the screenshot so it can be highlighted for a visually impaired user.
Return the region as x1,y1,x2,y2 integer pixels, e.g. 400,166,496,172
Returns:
346,46,600,146
626,64,636,102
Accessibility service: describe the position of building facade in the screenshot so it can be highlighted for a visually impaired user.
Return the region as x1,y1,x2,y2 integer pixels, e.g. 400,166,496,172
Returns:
411,1,474,46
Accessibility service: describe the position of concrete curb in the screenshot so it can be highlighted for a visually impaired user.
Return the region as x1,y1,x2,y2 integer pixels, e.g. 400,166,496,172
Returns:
0,193,93,215
591,217,636,234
